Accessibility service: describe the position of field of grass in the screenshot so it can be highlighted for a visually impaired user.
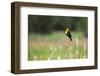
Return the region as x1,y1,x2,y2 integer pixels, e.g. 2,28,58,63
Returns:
28,31,88,61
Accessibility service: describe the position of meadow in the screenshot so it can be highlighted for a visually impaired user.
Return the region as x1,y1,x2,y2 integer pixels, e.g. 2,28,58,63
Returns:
28,31,88,61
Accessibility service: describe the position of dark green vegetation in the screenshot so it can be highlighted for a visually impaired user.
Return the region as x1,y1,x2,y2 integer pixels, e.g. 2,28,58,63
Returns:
28,15,88,61
28,15,87,35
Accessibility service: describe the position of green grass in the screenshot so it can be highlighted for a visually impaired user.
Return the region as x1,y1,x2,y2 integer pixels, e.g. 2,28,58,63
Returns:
29,31,65,42
28,31,88,61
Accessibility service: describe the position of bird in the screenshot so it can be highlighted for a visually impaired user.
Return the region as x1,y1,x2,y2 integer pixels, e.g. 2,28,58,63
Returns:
65,28,72,41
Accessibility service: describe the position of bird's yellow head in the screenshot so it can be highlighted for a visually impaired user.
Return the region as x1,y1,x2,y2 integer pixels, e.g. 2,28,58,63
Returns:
65,28,69,34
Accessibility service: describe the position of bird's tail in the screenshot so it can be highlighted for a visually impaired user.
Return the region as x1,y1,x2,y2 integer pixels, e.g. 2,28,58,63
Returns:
70,37,72,41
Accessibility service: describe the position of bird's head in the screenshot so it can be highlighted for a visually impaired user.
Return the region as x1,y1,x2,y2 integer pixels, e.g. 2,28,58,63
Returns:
65,28,69,34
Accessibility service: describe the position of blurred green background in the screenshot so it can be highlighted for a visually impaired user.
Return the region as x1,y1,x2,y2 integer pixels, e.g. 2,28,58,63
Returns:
28,15,88,61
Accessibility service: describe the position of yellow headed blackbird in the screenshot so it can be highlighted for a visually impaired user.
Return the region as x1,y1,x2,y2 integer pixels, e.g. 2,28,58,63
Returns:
65,28,72,41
